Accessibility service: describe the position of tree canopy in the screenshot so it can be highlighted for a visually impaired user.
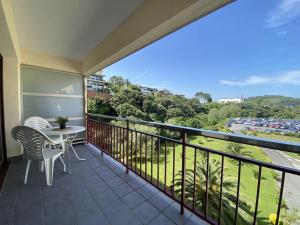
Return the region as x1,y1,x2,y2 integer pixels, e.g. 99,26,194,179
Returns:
88,77,300,130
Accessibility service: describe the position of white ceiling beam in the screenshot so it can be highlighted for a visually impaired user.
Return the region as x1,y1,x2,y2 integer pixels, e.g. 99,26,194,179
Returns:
0,0,20,58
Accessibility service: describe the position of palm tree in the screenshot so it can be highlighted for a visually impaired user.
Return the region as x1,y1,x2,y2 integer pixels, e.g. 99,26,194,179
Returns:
173,157,252,225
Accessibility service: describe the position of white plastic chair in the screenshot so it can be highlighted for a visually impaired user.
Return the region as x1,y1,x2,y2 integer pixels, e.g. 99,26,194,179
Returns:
24,116,61,141
24,116,52,130
11,126,66,186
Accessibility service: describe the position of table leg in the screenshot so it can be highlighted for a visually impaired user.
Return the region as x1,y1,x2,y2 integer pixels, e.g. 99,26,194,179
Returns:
63,140,71,174
66,134,86,161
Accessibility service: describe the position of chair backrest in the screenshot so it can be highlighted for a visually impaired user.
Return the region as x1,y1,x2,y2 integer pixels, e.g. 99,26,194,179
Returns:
11,126,52,160
24,116,52,130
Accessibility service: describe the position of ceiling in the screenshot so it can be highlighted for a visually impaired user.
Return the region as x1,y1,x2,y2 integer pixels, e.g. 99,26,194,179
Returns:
11,0,144,61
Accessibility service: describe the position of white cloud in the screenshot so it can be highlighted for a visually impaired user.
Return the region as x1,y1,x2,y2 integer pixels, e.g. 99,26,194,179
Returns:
220,70,300,86
276,30,288,36
265,0,300,28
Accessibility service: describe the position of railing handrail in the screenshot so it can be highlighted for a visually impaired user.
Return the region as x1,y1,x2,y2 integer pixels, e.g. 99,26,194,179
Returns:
86,113,300,154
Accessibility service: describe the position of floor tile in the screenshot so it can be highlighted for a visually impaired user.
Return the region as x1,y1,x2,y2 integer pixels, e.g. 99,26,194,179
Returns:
149,213,176,225
163,202,192,225
149,191,174,211
122,191,145,209
132,201,160,224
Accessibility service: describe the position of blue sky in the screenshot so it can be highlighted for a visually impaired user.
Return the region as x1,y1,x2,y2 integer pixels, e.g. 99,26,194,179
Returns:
103,0,300,100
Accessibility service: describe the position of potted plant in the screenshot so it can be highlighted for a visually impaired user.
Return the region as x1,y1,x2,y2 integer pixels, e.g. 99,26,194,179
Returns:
56,116,68,129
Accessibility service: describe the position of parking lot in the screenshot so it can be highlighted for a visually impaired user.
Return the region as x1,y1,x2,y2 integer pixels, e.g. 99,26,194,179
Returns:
228,118,300,133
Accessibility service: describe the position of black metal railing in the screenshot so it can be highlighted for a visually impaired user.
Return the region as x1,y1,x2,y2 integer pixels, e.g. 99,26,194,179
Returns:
86,113,300,225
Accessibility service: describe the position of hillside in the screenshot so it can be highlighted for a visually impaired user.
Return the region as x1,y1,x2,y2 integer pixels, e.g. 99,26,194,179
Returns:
245,95,300,107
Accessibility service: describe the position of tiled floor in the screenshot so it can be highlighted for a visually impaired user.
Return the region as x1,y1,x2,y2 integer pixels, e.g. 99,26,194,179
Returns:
0,144,209,225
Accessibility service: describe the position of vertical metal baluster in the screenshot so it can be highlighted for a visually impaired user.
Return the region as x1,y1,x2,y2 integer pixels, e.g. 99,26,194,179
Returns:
122,127,125,164
253,166,262,225
106,124,108,152
172,142,175,197
135,130,137,172
110,124,113,156
118,127,120,160
117,127,121,162
145,135,148,180
218,156,224,225
101,122,103,150
180,132,187,214
99,122,102,149
131,130,133,169
93,120,96,145
94,121,97,147
140,133,142,176
275,172,286,225
205,151,210,218
92,120,94,144
101,122,105,152
126,121,129,173
164,140,167,192
120,127,122,163
105,123,107,151
101,122,103,149
157,137,160,187
113,126,116,159
151,136,153,183
234,160,242,225
192,148,197,211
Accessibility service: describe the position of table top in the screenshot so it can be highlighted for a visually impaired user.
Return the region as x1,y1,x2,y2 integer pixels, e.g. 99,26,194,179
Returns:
41,125,85,136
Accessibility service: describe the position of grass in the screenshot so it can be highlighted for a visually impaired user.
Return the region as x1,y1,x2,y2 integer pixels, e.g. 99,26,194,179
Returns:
256,133,300,160
126,135,279,225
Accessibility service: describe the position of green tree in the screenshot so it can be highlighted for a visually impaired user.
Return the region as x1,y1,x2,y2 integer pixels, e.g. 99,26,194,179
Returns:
87,96,116,115
115,103,144,118
219,104,241,118
208,108,222,125
195,92,212,103
173,158,252,224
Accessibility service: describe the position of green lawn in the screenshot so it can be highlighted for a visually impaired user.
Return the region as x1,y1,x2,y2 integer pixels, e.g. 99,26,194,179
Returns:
257,133,300,160
127,135,278,225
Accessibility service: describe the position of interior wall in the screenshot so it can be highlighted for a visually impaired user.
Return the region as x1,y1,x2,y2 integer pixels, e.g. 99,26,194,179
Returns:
3,57,21,157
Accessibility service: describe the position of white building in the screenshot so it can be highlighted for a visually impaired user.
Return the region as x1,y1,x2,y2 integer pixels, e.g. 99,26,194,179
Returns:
140,86,158,94
87,71,105,92
218,98,243,104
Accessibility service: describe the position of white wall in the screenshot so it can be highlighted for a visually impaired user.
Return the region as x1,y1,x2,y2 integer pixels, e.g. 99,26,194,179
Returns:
3,57,21,157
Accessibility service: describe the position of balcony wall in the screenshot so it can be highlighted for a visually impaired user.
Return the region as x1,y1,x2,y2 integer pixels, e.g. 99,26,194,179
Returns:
21,66,86,141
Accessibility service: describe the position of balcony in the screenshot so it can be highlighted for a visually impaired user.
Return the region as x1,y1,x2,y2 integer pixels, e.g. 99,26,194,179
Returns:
85,114,300,225
0,144,208,225
0,114,300,225
0,1,299,225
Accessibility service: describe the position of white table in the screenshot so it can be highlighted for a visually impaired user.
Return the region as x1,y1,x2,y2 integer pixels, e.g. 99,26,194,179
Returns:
41,126,86,173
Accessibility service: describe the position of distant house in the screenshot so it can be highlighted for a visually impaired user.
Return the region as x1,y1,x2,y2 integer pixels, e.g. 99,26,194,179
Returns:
140,86,158,94
218,98,243,104
198,97,208,104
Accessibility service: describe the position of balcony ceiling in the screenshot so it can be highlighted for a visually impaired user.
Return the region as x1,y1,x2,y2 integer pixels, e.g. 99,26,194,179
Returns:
1,0,233,74
11,0,144,61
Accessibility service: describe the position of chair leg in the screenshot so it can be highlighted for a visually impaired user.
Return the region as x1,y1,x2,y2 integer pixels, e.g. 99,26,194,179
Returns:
24,160,31,184
44,158,54,186
59,156,66,172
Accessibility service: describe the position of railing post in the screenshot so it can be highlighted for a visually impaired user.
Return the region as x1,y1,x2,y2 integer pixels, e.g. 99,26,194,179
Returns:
180,131,187,214
126,120,129,173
